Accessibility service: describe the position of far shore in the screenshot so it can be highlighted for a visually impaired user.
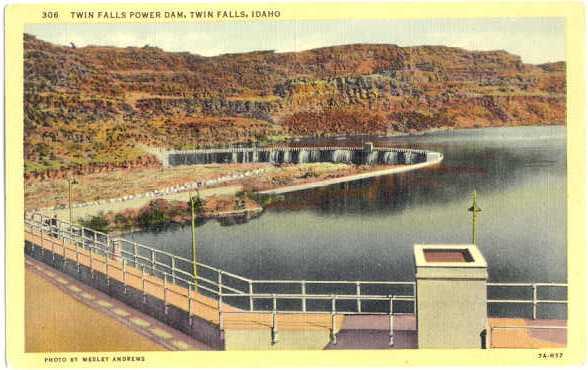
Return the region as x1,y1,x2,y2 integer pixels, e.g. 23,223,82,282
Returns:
48,185,243,222
42,156,443,225
258,156,443,195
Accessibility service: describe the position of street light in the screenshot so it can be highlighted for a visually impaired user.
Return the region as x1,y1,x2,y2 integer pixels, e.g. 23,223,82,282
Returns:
67,178,78,226
189,190,199,288
468,190,482,245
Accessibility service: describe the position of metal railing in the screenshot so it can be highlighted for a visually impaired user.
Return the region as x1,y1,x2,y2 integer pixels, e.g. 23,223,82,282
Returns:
25,212,238,328
220,292,414,345
26,212,244,286
24,212,567,347
487,282,567,320
24,212,416,316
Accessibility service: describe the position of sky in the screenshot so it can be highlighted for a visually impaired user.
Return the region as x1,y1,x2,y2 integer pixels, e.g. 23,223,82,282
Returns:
25,18,565,64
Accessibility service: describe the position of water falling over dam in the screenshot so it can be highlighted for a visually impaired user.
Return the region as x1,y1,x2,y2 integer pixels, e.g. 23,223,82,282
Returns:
162,144,442,167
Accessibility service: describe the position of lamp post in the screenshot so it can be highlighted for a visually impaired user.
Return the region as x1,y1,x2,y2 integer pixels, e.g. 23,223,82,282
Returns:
189,190,198,288
468,190,482,245
67,178,78,226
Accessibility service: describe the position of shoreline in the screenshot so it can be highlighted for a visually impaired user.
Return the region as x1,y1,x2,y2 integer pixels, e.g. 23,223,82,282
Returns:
74,157,442,234
150,123,564,151
108,205,264,237
284,123,564,144
43,185,244,222
38,157,444,222
34,158,444,235
258,156,444,195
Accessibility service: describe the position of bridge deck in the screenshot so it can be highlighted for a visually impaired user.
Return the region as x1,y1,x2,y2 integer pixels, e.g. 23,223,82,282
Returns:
24,232,342,332
23,232,565,349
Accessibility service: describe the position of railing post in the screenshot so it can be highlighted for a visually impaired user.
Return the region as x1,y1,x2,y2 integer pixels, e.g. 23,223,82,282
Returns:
77,225,82,246
356,282,361,313
40,224,46,257
141,265,146,303
171,257,177,285
61,230,66,268
60,221,65,243
105,251,110,288
412,283,417,314
389,296,394,346
271,294,279,344
330,295,337,345
133,242,138,267
75,232,80,274
51,231,55,261
55,219,60,242
217,271,223,307
195,268,199,294
163,272,168,315
532,284,537,320
122,259,127,294
301,281,306,312
89,246,94,279
37,215,43,253
219,297,224,331
106,235,111,257
150,250,155,273
188,284,193,328
81,227,85,250
249,281,254,311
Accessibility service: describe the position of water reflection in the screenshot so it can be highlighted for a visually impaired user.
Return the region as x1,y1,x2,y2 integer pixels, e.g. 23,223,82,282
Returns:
126,126,566,287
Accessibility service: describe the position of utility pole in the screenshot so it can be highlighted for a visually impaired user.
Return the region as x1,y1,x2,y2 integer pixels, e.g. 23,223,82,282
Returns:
468,190,482,245
189,191,198,287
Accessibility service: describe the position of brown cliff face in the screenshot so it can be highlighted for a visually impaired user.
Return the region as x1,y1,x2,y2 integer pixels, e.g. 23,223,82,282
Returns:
24,34,565,175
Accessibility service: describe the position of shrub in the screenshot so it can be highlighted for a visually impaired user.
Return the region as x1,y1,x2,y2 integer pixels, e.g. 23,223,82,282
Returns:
80,213,110,233
137,209,167,228
113,213,130,228
187,194,204,214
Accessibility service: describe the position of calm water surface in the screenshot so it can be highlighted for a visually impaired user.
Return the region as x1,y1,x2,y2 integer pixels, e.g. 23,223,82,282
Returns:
126,126,567,285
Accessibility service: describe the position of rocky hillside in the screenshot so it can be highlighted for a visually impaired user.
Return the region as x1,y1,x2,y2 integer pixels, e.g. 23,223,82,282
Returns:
24,34,565,177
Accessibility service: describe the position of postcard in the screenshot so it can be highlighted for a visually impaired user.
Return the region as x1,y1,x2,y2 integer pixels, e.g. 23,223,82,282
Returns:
4,1,586,367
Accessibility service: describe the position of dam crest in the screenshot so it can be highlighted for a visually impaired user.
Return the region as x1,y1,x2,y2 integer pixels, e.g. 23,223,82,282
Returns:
160,143,443,167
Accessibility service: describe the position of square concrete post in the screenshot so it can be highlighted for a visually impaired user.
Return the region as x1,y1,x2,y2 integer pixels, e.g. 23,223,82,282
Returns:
414,244,488,349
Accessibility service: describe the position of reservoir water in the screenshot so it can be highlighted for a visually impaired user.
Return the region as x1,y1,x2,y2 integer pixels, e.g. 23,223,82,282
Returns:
125,126,566,312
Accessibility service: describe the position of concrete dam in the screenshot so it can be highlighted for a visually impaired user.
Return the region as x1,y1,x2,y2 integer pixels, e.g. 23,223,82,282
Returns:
162,143,443,167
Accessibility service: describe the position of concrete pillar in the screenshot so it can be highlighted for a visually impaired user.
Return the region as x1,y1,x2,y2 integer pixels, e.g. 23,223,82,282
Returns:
414,244,488,349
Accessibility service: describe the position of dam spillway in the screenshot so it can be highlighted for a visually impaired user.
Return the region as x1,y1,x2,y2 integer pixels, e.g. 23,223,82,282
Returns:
162,145,442,167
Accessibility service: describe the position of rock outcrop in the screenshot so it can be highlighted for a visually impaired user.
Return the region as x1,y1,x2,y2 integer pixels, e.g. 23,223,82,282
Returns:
24,34,565,176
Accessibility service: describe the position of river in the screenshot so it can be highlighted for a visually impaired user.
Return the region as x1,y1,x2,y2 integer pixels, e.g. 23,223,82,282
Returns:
124,126,566,314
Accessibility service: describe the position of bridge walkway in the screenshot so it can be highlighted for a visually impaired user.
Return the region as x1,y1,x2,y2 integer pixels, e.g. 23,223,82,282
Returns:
24,232,342,333
25,256,207,351
23,231,565,350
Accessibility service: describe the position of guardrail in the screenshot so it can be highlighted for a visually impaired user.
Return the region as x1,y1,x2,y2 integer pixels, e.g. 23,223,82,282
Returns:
220,292,414,345
24,212,416,314
487,282,567,320
24,211,567,347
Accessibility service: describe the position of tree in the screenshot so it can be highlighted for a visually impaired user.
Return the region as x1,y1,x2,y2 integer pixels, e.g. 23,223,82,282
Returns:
80,213,109,233
136,199,173,228
188,194,204,215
